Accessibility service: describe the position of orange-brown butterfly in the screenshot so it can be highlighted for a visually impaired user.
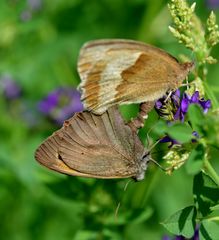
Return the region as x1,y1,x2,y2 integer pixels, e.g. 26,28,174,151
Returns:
78,39,194,115
35,107,151,181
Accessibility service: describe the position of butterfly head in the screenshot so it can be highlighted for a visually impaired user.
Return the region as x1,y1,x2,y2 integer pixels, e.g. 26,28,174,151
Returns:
181,61,195,76
177,61,195,84
134,150,151,181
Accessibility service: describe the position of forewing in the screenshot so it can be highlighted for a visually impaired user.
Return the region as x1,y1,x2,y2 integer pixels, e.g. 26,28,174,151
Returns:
78,39,183,114
35,107,144,179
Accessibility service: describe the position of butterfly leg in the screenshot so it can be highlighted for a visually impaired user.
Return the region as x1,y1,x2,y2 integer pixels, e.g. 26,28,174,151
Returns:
127,101,155,133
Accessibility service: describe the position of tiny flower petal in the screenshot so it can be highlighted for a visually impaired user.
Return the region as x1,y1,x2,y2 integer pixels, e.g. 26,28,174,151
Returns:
174,108,180,120
174,89,180,98
38,92,58,113
192,131,199,138
155,100,163,109
194,224,200,240
184,93,191,101
192,131,199,143
159,135,180,147
171,91,180,106
191,91,199,103
181,98,189,113
199,99,211,113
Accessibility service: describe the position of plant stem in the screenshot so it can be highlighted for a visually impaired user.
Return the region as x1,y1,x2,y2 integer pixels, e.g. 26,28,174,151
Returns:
204,160,219,187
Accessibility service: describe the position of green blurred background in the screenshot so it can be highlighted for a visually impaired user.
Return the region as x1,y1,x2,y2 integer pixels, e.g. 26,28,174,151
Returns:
0,0,219,239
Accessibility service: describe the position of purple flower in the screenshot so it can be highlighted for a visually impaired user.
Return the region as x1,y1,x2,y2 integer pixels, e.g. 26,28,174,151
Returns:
20,11,32,22
206,0,219,9
193,224,200,240
181,98,189,112
159,135,180,147
159,131,199,147
155,100,163,109
199,99,211,113
0,75,21,100
155,90,181,121
175,91,211,121
20,0,42,22
191,91,199,103
155,90,211,122
156,90,209,147
28,0,42,11
192,131,199,143
38,87,83,125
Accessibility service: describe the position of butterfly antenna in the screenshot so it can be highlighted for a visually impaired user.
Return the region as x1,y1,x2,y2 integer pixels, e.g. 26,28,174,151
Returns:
180,77,189,90
124,179,132,191
180,78,196,89
115,202,121,220
145,124,158,148
149,157,167,172
114,179,132,220
186,77,189,90
164,90,173,103
148,138,162,152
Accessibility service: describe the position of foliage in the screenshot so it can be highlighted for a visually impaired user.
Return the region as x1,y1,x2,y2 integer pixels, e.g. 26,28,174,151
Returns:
160,1,219,239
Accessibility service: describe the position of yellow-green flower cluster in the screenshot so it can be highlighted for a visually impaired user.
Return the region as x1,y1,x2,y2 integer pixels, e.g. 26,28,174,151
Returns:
185,77,205,97
163,148,189,174
168,0,198,50
206,11,219,47
168,0,219,65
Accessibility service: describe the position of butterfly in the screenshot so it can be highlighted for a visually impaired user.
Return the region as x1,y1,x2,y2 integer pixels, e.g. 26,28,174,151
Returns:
35,107,151,181
78,39,194,115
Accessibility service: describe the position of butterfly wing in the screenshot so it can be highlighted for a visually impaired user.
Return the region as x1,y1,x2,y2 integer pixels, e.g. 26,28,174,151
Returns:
34,129,92,177
78,39,190,114
35,107,145,179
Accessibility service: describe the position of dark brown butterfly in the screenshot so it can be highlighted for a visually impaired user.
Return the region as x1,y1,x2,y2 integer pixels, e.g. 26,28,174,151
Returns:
78,39,194,114
35,107,150,181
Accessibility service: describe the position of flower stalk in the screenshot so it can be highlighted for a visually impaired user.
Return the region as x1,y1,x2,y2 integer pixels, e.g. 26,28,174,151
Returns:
168,0,219,65
203,158,219,187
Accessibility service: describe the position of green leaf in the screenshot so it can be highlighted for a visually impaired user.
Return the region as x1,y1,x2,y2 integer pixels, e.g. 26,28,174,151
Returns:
153,120,168,136
130,207,153,224
185,144,205,175
167,123,193,143
188,104,205,133
200,219,219,240
210,204,219,211
193,172,219,217
74,230,98,240
161,206,197,238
